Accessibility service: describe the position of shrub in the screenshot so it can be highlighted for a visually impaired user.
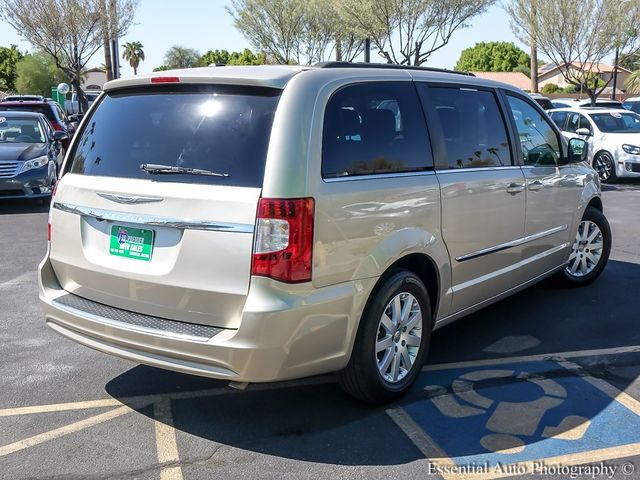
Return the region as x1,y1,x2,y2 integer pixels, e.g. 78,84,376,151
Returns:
541,83,561,94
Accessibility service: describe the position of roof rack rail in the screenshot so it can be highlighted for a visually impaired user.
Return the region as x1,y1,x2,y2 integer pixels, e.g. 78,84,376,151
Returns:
314,61,474,76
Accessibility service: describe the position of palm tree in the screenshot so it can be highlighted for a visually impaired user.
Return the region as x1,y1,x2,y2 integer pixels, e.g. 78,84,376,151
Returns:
122,41,145,75
625,70,640,94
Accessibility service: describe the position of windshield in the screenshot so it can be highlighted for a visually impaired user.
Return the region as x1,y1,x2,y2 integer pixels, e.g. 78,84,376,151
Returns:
589,111,640,133
0,117,46,143
68,85,281,187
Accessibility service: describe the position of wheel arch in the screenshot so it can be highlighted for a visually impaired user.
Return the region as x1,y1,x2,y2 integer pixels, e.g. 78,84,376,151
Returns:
372,253,440,321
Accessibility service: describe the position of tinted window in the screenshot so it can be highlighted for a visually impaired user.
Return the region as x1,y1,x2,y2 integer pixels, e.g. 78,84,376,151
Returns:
421,86,511,169
0,104,54,121
507,95,561,166
566,113,591,133
589,111,640,133
533,98,554,110
549,111,568,129
322,82,432,178
68,85,280,187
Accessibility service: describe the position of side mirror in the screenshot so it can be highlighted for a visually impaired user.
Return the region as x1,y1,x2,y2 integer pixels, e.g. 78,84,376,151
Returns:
68,114,82,123
53,131,68,142
568,138,588,163
575,127,591,136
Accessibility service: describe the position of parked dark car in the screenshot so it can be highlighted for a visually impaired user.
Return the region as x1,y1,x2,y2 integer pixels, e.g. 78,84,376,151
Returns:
0,111,66,202
0,98,74,149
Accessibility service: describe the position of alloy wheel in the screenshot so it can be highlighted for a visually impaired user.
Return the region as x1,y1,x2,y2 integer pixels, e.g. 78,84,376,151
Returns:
566,220,604,277
593,153,613,182
376,292,422,383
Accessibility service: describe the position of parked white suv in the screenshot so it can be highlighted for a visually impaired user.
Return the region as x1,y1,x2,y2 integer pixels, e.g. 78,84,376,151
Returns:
40,63,611,402
549,107,640,182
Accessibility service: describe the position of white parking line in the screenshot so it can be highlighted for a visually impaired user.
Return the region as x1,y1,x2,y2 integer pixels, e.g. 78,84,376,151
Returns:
153,399,184,480
422,345,640,372
0,271,34,289
0,375,333,418
0,405,133,457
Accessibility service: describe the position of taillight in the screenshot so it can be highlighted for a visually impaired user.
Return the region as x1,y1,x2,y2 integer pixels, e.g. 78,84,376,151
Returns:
47,183,58,241
252,198,314,283
50,121,63,132
151,77,180,84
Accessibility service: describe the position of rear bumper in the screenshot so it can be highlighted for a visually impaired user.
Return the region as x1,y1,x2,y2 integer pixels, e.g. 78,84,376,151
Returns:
0,167,53,199
39,254,374,383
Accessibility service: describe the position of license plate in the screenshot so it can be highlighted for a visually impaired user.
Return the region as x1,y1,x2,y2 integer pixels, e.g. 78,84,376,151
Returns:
109,225,154,261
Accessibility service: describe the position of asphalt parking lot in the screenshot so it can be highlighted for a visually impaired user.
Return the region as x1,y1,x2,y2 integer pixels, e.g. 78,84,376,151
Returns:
1,181,639,480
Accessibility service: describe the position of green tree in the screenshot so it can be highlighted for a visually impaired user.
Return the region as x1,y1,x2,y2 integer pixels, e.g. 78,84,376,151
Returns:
455,42,530,72
337,0,495,65
198,48,267,66
15,52,66,96
506,0,640,105
626,70,640,94
122,41,144,74
163,45,200,69
0,44,23,92
153,65,169,72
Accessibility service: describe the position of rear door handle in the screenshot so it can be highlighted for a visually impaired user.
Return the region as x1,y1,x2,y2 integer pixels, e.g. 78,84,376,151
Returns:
506,183,525,195
528,180,544,191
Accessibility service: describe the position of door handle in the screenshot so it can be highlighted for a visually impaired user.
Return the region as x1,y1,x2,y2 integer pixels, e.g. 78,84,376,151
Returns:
506,183,525,195
528,180,544,191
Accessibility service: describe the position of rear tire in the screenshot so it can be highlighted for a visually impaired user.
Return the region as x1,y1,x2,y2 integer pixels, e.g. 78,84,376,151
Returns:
555,206,611,286
593,151,616,184
339,270,432,403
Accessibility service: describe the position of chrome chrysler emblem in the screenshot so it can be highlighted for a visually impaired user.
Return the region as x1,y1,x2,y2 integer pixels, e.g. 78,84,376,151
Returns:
96,192,164,205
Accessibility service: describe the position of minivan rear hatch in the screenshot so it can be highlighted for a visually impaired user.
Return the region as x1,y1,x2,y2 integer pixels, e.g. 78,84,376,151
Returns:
49,83,281,329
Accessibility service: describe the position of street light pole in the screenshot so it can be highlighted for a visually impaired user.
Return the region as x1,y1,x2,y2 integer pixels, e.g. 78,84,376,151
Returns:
612,47,619,100
364,38,371,63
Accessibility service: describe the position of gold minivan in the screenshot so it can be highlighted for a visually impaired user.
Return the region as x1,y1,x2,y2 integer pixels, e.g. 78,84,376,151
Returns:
39,63,611,402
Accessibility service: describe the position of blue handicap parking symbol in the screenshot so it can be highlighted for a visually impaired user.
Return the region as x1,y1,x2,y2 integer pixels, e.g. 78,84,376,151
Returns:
403,360,640,469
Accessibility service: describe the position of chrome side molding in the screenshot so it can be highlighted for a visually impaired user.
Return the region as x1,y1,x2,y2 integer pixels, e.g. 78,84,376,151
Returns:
456,224,568,262
53,202,254,234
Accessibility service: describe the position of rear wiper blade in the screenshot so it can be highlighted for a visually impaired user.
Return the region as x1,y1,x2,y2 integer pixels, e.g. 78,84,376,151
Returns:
140,163,229,177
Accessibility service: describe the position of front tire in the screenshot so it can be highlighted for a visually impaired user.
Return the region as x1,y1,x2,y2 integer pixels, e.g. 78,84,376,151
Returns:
556,206,611,286
339,270,432,403
593,151,616,184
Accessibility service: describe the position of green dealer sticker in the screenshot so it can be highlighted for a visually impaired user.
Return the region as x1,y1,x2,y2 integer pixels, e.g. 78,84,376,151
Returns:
109,225,154,261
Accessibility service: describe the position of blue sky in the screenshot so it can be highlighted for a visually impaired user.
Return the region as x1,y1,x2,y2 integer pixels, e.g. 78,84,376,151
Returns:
0,0,532,76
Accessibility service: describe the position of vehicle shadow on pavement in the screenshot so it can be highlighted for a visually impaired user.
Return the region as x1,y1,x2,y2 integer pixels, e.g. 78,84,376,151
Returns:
104,260,640,467
601,179,640,192
0,198,49,215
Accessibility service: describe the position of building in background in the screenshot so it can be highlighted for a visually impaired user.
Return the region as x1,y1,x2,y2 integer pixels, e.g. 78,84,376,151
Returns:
471,71,531,91
81,68,107,91
538,62,631,90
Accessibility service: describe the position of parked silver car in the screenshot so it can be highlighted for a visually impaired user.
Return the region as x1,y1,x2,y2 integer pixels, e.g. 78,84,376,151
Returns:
39,63,611,402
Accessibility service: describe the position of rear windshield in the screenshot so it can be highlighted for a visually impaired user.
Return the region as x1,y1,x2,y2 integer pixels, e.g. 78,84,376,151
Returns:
589,111,640,133
0,104,54,121
68,85,281,187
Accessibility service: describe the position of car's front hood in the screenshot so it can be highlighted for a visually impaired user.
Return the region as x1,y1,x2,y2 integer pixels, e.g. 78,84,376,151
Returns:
0,143,47,161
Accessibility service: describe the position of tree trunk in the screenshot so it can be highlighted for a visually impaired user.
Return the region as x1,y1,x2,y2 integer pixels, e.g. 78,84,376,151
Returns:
133,65,137,75
335,37,342,61
530,40,538,93
104,38,113,81
74,69,88,113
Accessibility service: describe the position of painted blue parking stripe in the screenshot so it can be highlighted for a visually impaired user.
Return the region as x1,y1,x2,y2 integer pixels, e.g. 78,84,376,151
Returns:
402,360,640,472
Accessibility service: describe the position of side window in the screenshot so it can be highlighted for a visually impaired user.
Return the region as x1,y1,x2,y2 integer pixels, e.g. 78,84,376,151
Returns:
549,111,568,129
321,82,433,178
419,86,512,169
578,114,592,133
506,95,561,166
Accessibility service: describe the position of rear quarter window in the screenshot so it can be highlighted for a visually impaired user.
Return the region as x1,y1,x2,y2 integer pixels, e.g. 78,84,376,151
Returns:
67,85,281,187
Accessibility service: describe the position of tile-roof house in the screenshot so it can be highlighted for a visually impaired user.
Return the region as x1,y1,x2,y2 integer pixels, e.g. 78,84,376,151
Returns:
471,71,531,91
538,62,631,89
